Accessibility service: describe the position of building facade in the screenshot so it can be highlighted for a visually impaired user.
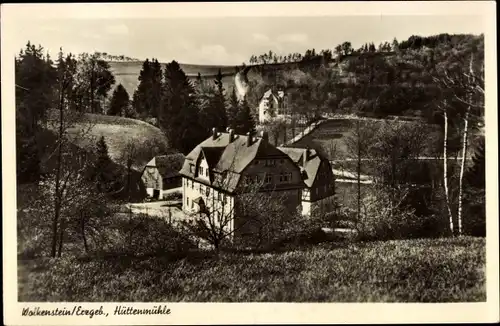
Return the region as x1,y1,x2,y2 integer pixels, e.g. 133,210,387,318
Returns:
179,128,304,238
179,128,337,240
278,147,337,217
258,89,291,124
141,153,185,199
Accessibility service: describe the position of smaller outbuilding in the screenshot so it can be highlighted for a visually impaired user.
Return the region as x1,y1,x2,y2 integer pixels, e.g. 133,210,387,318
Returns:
141,153,185,199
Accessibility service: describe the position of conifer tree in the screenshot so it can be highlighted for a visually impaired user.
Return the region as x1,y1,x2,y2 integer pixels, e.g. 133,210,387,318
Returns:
108,84,130,116
160,60,205,154
199,69,228,134
132,59,152,116
150,58,163,119
227,87,240,129
92,136,116,193
234,95,256,135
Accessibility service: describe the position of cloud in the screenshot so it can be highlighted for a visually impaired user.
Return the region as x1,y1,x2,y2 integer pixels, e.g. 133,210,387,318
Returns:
104,24,129,35
252,33,270,42
80,31,103,40
276,33,309,44
198,44,244,65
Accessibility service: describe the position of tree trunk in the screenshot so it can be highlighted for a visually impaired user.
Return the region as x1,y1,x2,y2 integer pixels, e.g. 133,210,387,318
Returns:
51,86,65,257
356,120,361,229
81,211,89,253
442,108,454,235
57,218,65,257
457,105,471,236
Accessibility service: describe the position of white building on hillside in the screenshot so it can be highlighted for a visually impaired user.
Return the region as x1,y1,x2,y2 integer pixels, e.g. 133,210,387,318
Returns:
258,89,291,123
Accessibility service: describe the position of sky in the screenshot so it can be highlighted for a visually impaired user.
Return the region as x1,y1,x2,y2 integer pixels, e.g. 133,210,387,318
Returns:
8,13,487,65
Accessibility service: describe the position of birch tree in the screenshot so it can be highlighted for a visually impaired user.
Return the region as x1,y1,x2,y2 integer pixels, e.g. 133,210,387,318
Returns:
435,54,484,236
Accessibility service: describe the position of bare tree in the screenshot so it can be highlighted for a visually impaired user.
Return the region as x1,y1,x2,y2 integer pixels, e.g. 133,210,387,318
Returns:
344,120,379,228
435,54,484,236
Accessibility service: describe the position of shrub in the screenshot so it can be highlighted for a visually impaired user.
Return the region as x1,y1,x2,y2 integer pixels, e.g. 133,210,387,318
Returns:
163,191,182,201
105,214,196,257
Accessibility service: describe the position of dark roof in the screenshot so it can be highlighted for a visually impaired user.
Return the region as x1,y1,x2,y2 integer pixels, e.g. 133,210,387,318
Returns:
180,131,298,193
278,147,329,188
145,153,185,179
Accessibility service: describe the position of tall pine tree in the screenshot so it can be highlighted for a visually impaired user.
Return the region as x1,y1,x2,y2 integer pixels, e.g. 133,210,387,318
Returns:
199,69,228,135
150,58,163,119
227,87,240,130
233,95,256,135
160,61,205,154
15,42,57,183
108,84,130,116
132,59,152,117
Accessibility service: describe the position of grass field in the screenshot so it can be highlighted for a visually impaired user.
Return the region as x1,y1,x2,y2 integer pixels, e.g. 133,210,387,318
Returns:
18,236,485,302
47,113,170,170
291,118,440,160
108,61,238,99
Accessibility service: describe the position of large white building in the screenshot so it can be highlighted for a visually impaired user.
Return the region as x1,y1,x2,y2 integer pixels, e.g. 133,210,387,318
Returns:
178,128,336,240
258,89,291,124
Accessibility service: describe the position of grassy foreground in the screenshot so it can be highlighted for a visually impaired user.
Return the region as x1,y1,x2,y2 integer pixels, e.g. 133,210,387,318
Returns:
18,237,485,302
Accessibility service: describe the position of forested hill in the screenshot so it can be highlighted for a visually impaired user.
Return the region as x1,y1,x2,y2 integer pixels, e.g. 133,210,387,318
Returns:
242,33,484,124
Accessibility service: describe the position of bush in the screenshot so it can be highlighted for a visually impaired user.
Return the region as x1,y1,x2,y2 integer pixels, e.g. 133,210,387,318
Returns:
105,214,196,257
163,191,182,201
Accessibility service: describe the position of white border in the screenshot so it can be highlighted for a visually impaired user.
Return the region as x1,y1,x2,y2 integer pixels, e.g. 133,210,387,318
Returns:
2,2,498,325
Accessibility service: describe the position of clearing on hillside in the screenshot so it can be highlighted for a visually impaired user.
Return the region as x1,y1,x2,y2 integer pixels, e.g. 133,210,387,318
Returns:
47,113,171,170
108,61,238,99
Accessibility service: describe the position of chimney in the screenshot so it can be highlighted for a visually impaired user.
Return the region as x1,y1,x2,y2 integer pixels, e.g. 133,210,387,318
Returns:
246,131,254,146
212,127,217,140
260,130,268,142
229,129,235,142
303,148,310,166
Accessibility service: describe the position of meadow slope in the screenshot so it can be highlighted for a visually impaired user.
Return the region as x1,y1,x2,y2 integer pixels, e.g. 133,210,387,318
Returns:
18,236,485,302
108,61,238,99
46,113,170,170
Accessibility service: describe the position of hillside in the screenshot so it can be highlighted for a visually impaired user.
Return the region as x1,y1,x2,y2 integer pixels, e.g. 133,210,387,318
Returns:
108,61,238,99
44,113,170,171
241,33,484,124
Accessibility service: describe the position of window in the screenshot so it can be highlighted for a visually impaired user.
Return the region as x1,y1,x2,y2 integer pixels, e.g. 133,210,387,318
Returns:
217,192,221,201
265,173,273,184
199,166,204,176
191,180,194,189
205,187,210,197
223,194,227,205
187,198,189,206
265,159,276,167
200,184,205,194
206,169,209,177
190,165,194,173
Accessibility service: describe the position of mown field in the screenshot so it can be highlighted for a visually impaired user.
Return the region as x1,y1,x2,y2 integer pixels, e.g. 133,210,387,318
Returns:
292,118,441,160
18,237,485,302
108,61,238,99
46,113,170,170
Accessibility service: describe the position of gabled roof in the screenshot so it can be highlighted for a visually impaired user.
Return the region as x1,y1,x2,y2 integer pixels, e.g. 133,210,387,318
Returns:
261,89,285,102
180,131,295,193
278,147,328,188
145,153,185,179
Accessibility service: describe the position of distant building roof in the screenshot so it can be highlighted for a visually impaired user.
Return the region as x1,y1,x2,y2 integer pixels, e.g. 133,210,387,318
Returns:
180,130,300,193
261,89,285,102
145,153,185,179
278,147,329,188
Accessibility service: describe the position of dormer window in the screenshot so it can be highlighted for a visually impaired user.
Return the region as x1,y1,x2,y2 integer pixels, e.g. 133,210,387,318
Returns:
199,166,204,176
